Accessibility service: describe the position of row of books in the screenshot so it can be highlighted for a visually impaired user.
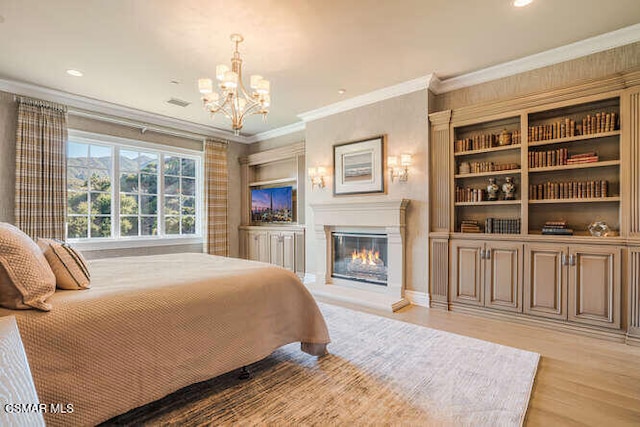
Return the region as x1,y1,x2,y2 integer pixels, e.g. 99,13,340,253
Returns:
528,149,600,168
528,111,618,142
529,180,609,200
582,112,617,135
455,187,486,203
459,218,521,234
458,161,519,174
529,118,576,141
485,218,521,234
454,130,521,153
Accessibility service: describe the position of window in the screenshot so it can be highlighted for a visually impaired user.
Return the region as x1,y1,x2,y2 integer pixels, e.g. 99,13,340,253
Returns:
66,132,203,242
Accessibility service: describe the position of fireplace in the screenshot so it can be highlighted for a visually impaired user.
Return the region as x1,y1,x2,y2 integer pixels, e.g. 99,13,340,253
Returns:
310,199,410,311
332,233,388,285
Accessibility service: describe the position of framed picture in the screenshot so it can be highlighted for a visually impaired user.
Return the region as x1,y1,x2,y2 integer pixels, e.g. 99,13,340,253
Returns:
333,135,384,195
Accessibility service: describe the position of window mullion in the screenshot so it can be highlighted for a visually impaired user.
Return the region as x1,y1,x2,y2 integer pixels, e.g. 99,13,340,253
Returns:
113,146,120,239
159,154,165,237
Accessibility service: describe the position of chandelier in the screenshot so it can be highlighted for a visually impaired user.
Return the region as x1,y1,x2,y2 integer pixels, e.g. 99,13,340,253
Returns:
198,34,271,135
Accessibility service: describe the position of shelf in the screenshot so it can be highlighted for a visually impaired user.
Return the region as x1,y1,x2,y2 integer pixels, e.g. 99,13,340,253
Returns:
454,144,521,157
529,160,620,173
249,177,297,187
455,200,521,206
529,196,620,204
455,169,521,179
527,130,620,148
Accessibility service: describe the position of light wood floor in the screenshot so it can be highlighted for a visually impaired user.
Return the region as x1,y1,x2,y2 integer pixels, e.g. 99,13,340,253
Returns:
316,297,640,426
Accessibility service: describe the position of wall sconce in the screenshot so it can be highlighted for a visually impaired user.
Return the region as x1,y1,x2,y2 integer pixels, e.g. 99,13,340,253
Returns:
308,166,327,189
388,154,411,182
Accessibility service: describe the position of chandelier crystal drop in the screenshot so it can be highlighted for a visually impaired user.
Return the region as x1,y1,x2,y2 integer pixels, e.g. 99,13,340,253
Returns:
198,34,270,135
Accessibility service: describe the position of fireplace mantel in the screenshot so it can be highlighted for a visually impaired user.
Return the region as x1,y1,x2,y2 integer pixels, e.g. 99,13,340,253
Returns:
310,199,409,229
309,199,410,311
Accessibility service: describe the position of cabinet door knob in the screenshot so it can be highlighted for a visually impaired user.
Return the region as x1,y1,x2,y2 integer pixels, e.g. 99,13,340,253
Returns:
561,253,567,266
569,254,576,266
485,249,491,260
480,249,485,259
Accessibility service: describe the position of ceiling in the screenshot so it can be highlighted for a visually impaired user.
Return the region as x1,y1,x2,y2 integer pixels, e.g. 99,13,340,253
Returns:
0,0,639,137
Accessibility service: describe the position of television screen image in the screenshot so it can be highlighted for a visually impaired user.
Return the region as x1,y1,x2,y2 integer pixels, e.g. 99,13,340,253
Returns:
251,186,293,223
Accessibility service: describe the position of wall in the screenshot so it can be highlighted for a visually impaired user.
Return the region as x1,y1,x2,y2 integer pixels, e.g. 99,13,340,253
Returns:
0,91,17,223
304,90,429,293
248,129,305,154
435,42,640,111
0,92,248,258
226,140,248,256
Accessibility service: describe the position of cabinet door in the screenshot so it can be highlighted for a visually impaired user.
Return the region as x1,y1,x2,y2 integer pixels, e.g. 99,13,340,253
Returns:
524,243,567,320
249,232,270,263
484,242,523,312
269,233,284,267
450,240,484,306
282,232,295,272
294,231,305,277
568,245,621,329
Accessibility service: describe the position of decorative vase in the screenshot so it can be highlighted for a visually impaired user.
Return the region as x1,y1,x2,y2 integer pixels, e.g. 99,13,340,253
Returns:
487,178,499,201
502,176,516,200
588,221,611,237
498,129,512,146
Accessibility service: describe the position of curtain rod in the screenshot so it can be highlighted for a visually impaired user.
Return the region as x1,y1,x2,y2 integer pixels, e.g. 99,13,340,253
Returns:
67,108,228,144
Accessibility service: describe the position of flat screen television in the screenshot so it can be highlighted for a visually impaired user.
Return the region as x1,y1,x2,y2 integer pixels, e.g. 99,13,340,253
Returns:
251,186,293,223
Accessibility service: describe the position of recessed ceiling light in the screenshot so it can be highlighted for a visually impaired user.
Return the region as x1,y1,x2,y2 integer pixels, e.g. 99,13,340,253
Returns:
338,89,346,95
513,0,533,7
66,69,83,77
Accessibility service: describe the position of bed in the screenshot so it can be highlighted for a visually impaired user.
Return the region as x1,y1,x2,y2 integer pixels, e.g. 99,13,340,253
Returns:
0,253,331,426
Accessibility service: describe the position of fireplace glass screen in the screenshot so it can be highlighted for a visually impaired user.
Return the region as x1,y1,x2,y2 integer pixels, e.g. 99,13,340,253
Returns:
332,233,388,285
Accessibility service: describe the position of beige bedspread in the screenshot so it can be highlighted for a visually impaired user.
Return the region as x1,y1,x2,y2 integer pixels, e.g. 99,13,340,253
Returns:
0,253,330,426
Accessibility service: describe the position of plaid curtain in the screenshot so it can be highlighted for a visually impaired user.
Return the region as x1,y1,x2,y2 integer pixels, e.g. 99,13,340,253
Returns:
15,97,68,239
205,139,229,256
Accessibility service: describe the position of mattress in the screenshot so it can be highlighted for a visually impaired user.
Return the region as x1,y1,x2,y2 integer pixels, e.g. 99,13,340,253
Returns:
0,253,330,426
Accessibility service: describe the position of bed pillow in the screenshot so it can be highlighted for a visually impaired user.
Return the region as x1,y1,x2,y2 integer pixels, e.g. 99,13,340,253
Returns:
37,239,91,290
0,223,56,311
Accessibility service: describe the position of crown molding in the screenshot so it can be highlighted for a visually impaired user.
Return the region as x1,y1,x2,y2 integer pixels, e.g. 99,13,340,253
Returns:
432,23,640,94
298,74,435,123
0,78,248,143
244,121,306,144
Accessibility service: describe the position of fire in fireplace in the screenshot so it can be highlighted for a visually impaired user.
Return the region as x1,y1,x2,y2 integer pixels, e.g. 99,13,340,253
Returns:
332,232,388,285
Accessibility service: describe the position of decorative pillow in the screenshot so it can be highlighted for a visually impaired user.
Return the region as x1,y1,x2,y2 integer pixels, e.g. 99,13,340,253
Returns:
37,239,91,290
0,223,56,311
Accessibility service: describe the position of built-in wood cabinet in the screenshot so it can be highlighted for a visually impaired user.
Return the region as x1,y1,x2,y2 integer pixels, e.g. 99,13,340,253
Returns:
524,242,620,328
568,245,620,329
247,229,270,263
239,142,306,277
451,239,522,312
523,243,566,320
429,70,640,344
485,241,522,312
450,240,484,306
240,226,305,277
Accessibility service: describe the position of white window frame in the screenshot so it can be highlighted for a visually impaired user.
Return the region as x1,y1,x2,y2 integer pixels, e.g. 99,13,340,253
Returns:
67,129,205,251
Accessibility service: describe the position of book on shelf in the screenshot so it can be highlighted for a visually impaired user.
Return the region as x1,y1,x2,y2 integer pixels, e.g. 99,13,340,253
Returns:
541,228,574,235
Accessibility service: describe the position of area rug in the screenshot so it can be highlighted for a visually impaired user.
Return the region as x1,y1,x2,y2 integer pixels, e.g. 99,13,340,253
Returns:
105,303,539,426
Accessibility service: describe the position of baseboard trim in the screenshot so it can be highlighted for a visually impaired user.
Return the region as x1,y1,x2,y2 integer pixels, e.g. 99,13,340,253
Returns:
450,304,627,343
404,290,429,307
